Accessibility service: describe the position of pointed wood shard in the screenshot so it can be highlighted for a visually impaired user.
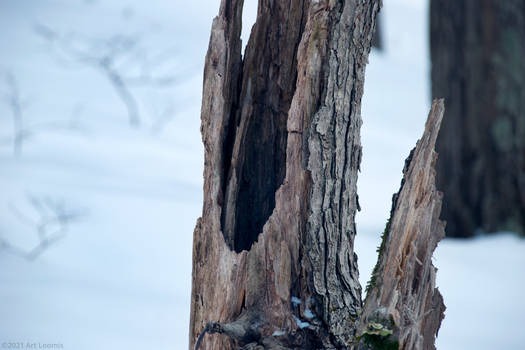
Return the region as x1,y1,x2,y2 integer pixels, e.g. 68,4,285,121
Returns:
357,99,446,350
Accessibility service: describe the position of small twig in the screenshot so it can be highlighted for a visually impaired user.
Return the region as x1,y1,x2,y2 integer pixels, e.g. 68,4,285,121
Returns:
1,72,86,156
195,322,224,350
104,66,140,126
195,312,265,350
4,72,24,157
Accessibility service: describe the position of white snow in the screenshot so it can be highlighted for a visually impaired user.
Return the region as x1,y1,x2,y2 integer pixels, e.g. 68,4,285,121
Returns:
272,330,286,337
290,296,302,305
304,308,315,320
0,0,523,350
292,315,310,330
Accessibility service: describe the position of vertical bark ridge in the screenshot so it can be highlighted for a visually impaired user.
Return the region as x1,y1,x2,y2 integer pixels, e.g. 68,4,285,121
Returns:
305,1,380,346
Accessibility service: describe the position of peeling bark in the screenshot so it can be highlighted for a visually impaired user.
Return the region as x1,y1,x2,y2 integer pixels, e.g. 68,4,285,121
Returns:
189,1,444,349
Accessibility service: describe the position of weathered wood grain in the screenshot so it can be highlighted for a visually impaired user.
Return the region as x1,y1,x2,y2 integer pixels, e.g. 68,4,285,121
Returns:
356,100,446,350
190,1,445,349
190,0,380,349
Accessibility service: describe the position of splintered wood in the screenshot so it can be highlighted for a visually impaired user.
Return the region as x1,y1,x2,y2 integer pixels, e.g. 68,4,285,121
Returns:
189,0,445,348
358,100,446,350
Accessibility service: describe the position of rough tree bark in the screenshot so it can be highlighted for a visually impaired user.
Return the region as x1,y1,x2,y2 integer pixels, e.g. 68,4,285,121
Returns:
431,0,525,237
190,0,444,349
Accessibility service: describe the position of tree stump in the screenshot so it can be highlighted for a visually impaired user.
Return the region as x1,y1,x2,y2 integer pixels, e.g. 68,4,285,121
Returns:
189,0,445,349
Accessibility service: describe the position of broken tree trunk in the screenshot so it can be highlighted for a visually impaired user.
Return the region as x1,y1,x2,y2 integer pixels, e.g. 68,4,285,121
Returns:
190,0,380,348
189,0,444,348
356,100,446,350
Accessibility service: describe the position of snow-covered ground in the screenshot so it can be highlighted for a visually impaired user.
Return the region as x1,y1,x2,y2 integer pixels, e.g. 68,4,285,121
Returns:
0,0,523,349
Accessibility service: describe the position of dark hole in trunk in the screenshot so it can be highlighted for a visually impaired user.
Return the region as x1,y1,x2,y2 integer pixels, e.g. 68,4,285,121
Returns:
219,0,308,253
232,103,288,252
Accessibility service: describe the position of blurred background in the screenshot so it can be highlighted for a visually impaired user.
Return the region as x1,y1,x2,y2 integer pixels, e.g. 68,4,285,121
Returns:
0,0,523,349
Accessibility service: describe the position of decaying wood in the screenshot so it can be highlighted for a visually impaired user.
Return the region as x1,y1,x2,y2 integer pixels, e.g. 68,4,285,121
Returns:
190,0,379,348
190,0,445,349
356,100,446,350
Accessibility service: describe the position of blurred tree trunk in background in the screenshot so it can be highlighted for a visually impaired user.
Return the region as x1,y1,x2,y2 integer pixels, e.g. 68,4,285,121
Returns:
430,0,525,238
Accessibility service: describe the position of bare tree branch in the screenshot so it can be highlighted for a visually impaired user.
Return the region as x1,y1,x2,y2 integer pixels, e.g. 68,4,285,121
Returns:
34,23,181,128
0,195,86,261
1,73,89,156
4,72,24,157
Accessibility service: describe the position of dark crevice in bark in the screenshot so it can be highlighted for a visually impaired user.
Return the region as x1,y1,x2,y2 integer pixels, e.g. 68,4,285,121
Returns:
220,67,243,245
232,101,288,252
220,0,309,253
